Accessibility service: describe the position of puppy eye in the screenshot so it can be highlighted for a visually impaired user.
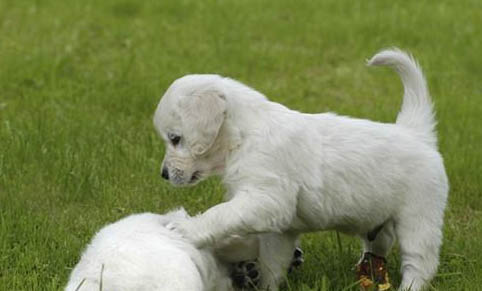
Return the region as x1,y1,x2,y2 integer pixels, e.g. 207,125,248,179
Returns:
168,133,181,146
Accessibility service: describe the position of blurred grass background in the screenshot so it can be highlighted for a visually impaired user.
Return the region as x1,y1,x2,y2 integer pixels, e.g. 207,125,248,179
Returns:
0,0,480,290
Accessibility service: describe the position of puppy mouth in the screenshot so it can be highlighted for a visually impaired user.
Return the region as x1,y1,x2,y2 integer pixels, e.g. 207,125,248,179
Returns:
189,171,201,183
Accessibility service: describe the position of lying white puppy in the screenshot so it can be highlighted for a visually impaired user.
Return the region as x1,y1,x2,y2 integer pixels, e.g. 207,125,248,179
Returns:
65,209,258,291
153,49,449,290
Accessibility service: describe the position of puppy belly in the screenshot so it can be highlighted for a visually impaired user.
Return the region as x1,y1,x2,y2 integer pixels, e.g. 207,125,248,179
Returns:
294,193,394,235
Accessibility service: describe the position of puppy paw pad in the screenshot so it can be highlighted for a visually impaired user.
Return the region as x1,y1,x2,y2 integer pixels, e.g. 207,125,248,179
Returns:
289,247,305,273
231,260,260,289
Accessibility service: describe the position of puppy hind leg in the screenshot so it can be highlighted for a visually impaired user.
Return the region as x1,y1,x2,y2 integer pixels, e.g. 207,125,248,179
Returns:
362,220,396,258
395,213,443,291
357,221,396,290
288,242,304,273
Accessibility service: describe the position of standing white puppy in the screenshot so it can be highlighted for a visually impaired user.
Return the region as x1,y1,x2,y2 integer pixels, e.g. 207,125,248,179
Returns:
153,49,448,290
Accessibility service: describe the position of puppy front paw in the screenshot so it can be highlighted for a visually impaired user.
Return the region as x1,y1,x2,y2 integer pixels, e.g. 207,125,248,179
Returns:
231,260,260,290
166,220,210,247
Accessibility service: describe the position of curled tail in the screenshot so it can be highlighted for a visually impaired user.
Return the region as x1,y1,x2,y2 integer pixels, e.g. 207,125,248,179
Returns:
367,48,437,148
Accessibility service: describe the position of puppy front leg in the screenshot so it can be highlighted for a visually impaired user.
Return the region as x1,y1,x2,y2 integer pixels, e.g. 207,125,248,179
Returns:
258,232,299,291
170,189,297,248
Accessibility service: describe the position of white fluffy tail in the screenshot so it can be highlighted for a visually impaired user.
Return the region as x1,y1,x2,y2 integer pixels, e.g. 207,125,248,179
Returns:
367,48,437,148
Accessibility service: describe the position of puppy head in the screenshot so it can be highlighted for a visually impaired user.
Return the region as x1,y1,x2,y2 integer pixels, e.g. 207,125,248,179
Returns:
153,75,228,186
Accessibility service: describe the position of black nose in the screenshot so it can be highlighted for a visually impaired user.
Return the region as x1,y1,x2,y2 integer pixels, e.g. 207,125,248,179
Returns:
161,167,169,180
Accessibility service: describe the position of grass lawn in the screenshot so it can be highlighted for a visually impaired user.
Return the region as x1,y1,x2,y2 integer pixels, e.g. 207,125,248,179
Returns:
0,0,480,290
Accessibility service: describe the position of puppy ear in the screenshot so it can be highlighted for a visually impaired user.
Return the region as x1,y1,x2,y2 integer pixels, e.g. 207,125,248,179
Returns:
179,89,226,156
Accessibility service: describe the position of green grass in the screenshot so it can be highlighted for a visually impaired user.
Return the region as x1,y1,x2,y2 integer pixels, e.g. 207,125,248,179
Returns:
0,0,480,290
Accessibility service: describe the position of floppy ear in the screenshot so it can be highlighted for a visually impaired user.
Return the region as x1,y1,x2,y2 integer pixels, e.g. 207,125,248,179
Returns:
179,89,226,156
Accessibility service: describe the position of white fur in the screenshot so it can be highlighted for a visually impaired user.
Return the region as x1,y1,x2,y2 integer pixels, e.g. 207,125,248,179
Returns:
65,210,237,291
153,49,449,290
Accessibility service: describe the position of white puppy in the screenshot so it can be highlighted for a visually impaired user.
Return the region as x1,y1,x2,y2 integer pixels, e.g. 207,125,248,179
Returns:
153,49,449,290
65,209,253,291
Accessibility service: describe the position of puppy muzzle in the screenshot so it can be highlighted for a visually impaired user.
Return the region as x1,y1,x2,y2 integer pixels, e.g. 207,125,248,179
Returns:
161,166,201,186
